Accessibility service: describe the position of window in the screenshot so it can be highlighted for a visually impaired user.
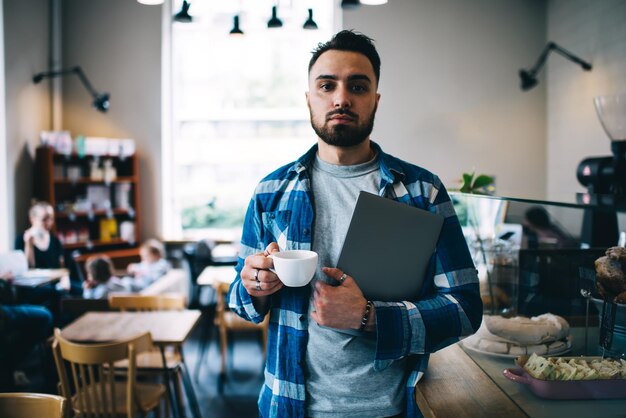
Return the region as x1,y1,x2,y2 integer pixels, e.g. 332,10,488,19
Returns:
166,1,336,241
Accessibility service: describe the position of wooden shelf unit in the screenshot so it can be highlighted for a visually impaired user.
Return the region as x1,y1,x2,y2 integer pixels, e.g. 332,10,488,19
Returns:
35,145,142,264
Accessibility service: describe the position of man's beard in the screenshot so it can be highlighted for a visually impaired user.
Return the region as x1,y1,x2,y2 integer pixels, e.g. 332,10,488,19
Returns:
311,107,376,147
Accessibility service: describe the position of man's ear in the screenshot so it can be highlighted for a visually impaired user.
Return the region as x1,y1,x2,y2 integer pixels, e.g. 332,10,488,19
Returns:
305,91,310,109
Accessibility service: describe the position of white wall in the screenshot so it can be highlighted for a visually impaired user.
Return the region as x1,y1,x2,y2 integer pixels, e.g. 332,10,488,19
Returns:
546,0,626,199
344,0,548,197
2,0,51,246
61,0,162,241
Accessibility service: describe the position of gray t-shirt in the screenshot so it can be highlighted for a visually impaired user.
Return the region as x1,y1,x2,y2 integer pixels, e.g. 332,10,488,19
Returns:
306,153,406,418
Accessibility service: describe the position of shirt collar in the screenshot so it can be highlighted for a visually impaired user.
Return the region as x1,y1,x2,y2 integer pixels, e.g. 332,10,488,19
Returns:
292,140,406,185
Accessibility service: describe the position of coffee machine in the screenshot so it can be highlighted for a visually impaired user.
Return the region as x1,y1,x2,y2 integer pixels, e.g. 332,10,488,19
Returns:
577,95,626,247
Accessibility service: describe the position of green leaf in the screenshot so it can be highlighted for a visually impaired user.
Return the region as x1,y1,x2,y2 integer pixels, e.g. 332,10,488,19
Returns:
462,172,474,187
472,174,494,190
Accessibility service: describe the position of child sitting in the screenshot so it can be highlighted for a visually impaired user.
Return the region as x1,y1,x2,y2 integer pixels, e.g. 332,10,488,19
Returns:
125,239,170,291
82,255,130,299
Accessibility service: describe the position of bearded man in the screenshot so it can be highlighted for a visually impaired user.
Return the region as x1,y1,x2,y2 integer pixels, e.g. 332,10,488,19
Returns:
228,30,482,418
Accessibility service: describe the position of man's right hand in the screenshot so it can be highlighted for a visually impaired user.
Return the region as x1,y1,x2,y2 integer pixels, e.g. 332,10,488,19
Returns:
241,242,283,297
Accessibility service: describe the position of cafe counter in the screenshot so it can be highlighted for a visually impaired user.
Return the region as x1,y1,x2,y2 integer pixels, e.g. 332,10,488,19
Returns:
415,327,626,418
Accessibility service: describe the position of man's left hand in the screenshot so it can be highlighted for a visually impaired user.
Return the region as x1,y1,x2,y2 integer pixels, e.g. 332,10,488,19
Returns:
311,267,367,330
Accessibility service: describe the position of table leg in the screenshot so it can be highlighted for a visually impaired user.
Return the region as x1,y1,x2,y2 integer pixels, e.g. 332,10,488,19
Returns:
160,346,182,418
180,346,203,418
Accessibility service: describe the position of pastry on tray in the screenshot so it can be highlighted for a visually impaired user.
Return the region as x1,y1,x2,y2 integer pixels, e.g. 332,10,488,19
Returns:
522,352,626,381
463,313,571,356
595,246,626,303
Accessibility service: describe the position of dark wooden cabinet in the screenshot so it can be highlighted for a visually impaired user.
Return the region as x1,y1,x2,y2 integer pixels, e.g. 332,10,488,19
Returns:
34,145,141,266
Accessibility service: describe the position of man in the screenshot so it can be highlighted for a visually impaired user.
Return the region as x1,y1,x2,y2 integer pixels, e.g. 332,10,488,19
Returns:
228,30,482,418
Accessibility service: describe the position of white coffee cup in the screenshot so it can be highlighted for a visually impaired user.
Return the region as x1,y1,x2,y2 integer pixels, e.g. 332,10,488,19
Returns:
269,250,318,287
31,227,47,240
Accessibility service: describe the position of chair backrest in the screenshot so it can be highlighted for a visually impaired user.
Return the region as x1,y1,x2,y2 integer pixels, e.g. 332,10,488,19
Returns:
61,297,111,317
108,294,186,311
52,328,153,418
0,393,66,418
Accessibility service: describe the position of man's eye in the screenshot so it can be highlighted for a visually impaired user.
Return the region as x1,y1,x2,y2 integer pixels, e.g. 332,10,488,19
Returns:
319,83,334,91
351,84,367,93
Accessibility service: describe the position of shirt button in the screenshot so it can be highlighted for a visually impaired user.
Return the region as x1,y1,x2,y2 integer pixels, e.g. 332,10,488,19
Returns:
299,315,305,321
269,213,275,219
303,228,310,235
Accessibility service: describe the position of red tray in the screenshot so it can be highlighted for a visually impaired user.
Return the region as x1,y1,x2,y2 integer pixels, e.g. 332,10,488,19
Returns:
503,366,626,399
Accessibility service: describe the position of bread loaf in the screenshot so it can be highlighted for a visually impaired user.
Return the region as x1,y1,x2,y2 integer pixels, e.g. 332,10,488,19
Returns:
484,313,569,345
463,314,571,356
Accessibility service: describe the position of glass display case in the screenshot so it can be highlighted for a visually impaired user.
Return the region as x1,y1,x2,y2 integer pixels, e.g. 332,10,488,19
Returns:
451,192,626,314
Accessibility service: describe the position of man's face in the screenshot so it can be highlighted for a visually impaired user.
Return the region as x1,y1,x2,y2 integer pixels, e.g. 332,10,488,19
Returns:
306,50,380,147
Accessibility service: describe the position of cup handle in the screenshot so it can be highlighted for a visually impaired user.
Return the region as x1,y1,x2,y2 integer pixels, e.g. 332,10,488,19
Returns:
267,254,276,274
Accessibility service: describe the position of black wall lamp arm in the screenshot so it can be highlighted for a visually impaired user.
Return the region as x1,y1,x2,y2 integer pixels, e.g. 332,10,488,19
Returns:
519,42,592,91
33,66,110,112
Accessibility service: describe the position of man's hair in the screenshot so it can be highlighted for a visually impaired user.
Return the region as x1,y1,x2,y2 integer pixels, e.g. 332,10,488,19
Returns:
308,30,381,84
86,255,114,283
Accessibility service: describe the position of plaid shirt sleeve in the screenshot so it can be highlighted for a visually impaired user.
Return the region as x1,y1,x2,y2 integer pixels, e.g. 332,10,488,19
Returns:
227,196,269,324
374,178,483,364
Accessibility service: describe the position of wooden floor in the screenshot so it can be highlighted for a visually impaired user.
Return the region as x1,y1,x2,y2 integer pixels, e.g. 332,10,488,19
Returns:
9,311,264,418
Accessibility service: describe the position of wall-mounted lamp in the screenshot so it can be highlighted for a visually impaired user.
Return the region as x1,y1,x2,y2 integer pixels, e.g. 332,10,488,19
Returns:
174,0,192,22
303,9,318,30
33,66,110,112
267,6,283,28
230,15,244,35
519,42,592,91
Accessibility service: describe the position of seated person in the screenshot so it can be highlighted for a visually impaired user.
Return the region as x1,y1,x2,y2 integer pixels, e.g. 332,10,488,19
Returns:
0,271,53,391
15,201,64,270
523,206,577,248
14,201,66,317
82,255,130,299
125,239,170,291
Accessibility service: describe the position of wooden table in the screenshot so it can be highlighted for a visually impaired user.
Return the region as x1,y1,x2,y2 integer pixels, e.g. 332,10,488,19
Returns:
61,311,201,345
416,327,626,418
61,310,202,418
13,268,68,287
415,344,527,418
196,265,236,288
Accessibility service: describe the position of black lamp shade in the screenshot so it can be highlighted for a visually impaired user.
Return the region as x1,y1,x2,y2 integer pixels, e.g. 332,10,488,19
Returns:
341,0,360,9
267,6,283,28
519,70,538,91
174,0,192,22
230,15,244,35
93,93,110,112
303,9,318,30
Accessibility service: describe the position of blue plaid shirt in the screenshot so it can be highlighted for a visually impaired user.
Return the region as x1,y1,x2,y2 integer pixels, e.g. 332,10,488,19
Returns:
228,142,482,418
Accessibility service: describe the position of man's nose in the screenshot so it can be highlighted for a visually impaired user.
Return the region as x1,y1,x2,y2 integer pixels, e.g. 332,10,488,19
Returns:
333,86,351,108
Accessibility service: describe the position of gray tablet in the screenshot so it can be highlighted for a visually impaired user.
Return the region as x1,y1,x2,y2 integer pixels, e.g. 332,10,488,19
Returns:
337,191,444,302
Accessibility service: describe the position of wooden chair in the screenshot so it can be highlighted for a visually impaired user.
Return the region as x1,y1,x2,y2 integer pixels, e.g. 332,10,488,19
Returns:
107,296,186,372
52,328,168,418
107,294,200,418
0,393,67,418
214,280,268,392
109,294,187,312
